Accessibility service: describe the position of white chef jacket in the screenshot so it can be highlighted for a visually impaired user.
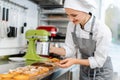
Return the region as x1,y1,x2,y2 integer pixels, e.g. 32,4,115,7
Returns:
63,15,112,69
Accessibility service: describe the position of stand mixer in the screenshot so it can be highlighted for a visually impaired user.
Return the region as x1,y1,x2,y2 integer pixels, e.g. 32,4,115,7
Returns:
24,29,50,61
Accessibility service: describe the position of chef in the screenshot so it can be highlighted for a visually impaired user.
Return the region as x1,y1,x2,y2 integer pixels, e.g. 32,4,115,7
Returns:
50,0,113,80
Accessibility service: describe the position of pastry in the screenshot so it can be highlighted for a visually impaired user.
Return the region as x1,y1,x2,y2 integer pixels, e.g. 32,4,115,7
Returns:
31,62,54,70
38,66,49,75
9,69,22,75
49,58,60,63
14,74,29,80
24,69,39,77
0,73,13,78
0,73,13,80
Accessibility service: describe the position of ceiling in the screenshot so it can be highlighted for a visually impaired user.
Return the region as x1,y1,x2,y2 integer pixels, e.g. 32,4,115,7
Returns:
29,0,64,9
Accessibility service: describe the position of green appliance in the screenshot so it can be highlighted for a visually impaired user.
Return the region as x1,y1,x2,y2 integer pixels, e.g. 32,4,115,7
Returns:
24,29,50,61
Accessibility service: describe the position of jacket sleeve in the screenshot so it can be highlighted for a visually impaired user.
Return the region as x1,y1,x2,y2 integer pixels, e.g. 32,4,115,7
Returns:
88,23,112,69
63,22,77,57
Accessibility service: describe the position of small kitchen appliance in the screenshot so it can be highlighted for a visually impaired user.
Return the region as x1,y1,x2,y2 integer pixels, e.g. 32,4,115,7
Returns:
36,26,61,58
24,29,50,61
36,25,58,40
36,25,58,57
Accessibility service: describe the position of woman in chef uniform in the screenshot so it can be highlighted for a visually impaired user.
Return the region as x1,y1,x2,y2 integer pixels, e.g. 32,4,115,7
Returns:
50,0,113,80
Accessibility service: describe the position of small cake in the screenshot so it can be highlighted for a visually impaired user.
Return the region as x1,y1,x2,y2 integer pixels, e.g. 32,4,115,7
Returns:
49,58,60,63
32,62,54,70
1,79,13,80
14,74,29,80
24,69,39,77
25,72,38,77
9,69,22,75
0,73,13,79
38,67,49,75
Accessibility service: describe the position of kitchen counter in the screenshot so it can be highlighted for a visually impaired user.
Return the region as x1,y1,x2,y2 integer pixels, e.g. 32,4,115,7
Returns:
0,59,78,80
0,60,25,73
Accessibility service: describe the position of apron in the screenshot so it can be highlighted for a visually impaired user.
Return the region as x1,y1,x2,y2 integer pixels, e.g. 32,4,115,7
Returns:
71,16,113,80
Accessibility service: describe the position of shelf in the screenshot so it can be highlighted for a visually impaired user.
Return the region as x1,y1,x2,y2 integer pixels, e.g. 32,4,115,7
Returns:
41,7,65,14
40,5,63,9
41,12,66,14
29,0,64,9
40,18,69,22
39,6,68,34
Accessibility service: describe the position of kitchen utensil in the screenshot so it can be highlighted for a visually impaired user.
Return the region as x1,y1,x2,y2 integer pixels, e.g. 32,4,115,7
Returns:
36,25,58,57
21,23,27,34
7,26,17,37
0,7,6,38
23,29,50,61
36,26,62,58
0,6,10,38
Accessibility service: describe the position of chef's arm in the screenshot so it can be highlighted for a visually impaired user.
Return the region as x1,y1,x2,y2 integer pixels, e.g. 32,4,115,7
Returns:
57,58,90,68
75,58,90,66
50,47,66,56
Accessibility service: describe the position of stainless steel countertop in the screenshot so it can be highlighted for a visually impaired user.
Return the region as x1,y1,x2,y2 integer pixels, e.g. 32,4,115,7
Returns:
0,60,25,73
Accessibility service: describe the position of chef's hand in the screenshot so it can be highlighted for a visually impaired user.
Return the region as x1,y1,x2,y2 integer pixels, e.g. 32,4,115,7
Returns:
49,45,56,53
56,58,78,68
49,45,66,56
